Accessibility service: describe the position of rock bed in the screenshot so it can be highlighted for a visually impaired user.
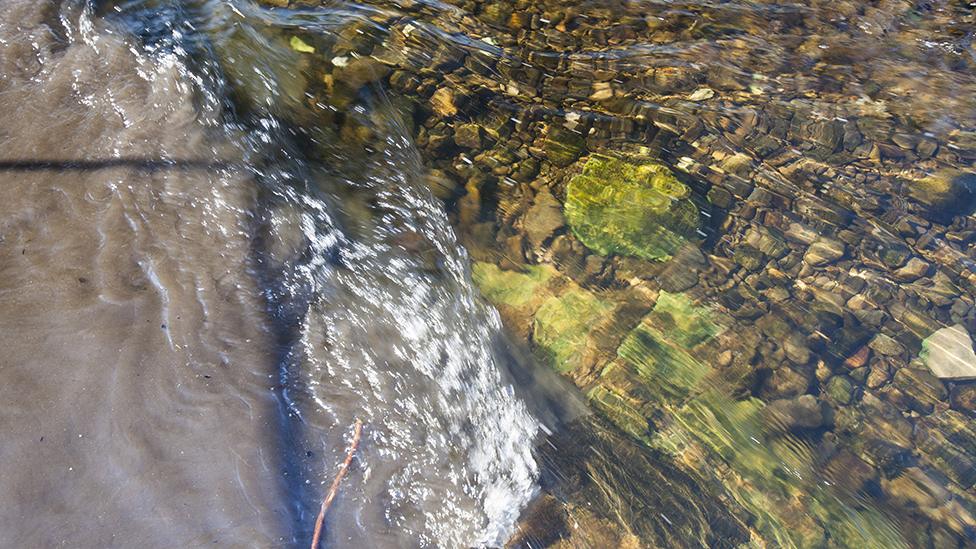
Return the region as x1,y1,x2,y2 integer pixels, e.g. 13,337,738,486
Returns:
260,0,976,546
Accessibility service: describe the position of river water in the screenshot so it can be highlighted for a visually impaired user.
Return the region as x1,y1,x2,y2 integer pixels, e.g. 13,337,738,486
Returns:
2,0,975,547
0,1,548,546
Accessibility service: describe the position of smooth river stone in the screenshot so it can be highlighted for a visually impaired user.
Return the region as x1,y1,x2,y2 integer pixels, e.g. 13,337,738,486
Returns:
921,324,976,380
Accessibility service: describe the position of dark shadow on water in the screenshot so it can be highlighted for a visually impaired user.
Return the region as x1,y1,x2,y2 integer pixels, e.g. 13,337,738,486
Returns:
0,158,234,171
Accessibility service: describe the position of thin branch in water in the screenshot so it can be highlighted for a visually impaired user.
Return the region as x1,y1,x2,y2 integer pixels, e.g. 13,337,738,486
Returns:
310,419,364,549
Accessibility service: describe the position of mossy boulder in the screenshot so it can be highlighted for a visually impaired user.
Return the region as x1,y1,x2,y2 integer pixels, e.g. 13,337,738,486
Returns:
565,155,700,261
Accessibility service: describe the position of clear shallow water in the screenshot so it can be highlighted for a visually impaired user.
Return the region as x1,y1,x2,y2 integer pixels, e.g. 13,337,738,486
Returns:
2,0,976,547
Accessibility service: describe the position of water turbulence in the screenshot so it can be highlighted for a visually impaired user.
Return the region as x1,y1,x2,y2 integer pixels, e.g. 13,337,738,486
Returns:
1,0,541,546
246,43,541,549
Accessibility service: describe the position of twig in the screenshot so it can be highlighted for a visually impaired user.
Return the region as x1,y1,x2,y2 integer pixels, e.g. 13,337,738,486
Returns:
310,419,363,549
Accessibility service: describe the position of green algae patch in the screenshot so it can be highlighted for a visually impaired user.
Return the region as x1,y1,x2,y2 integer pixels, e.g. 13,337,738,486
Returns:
646,291,722,349
618,323,711,402
472,261,614,374
289,36,316,53
471,262,556,308
533,288,613,373
586,293,910,549
565,155,700,261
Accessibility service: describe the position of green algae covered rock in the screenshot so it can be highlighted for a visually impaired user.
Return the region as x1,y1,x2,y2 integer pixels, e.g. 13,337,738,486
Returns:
471,262,614,374
565,155,700,261
471,259,915,547
599,294,909,549
646,291,721,349
533,289,614,373
471,262,555,308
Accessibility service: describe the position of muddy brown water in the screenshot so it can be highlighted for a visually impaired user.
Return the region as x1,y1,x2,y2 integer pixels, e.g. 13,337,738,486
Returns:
0,2,289,545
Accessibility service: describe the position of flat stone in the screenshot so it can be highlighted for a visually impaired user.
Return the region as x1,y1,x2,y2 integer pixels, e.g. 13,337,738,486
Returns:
688,87,715,101
843,346,870,369
523,189,565,250
893,257,930,282
764,394,829,431
866,361,892,389
891,367,947,414
453,123,483,149
430,87,457,117
783,334,811,365
916,138,939,159
785,222,819,245
733,244,764,271
719,153,752,176
891,133,921,150
762,364,811,399
544,127,586,167
825,375,855,405
921,324,976,380
803,237,845,266
333,55,392,91
869,333,905,356
707,186,733,208
949,383,976,412
906,169,976,222
879,243,911,269
915,410,976,488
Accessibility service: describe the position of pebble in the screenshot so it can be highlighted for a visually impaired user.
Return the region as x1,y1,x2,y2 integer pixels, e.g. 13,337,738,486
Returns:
893,257,929,282
430,87,457,117
869,333,905,356
843,346,870,369
921,324,976,380
825,375,855,404
688,88,715,101
803,238,845,266
454,123,483,149
949,383,976,412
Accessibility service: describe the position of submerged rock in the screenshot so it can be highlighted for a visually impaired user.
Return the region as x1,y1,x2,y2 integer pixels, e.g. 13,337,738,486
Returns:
543,127,587,167
764,394,830,431
533,288,613,373
564,155,700,261
921,324,976,380
906,170,976,222
522,189,564,250
430,86,457,117
803,237,846,266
